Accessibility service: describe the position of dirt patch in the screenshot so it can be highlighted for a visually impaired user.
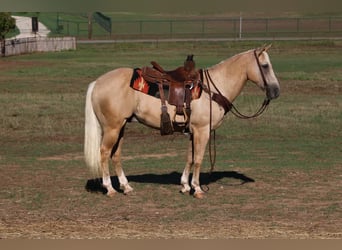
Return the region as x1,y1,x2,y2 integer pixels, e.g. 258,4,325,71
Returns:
37,152,178,161
37,153,84,161
1,159,341,239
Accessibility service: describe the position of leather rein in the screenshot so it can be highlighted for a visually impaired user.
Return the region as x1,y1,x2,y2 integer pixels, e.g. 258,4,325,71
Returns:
201,49,271,173
202,49,271,119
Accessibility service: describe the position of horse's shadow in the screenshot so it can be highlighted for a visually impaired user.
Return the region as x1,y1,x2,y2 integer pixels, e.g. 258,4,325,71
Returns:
85,171,255,195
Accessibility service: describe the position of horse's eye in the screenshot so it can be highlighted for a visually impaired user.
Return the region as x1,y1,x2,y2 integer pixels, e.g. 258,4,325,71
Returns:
262,64,269,69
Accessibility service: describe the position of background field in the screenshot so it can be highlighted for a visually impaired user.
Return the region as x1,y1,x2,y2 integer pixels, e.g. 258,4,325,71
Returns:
10,12,342,39
0,40,341,239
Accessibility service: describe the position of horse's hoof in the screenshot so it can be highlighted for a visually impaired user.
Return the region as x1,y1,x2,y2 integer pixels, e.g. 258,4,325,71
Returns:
106,190,116,197
180,188,190,194
193,192,204,199
180,185,191,194
124,189,134,195
123,185,134,195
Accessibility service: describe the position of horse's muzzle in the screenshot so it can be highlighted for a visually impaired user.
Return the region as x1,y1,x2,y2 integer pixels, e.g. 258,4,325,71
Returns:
266,83,280,100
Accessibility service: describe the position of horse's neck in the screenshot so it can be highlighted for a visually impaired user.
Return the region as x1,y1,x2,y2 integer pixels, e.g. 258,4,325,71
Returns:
208,51,251,102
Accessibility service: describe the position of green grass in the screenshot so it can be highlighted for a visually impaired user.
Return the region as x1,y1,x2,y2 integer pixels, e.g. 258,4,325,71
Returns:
1,40,341,167
0,40,341,238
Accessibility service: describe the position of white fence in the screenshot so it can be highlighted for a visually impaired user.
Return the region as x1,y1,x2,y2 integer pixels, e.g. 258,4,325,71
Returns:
3,37,76,56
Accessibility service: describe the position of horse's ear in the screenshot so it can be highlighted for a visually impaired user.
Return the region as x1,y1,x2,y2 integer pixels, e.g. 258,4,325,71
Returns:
257,44,272,56
264,44,272,52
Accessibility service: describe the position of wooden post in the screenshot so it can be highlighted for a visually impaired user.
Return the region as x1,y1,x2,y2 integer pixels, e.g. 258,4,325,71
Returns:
88,12,93,40
239,13,242,39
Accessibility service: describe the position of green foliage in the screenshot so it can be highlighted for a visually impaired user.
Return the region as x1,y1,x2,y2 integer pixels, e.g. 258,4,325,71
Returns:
0,12,16,39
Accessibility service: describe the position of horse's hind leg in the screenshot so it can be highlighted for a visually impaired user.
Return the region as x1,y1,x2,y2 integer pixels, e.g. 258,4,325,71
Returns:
100,127,123,197
111,125,133,194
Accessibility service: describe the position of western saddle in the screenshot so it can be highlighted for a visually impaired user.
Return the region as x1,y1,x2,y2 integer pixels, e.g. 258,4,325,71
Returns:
141,55,201,135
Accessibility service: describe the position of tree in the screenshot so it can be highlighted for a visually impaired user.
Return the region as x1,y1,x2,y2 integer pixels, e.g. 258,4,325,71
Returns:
0,12,16,56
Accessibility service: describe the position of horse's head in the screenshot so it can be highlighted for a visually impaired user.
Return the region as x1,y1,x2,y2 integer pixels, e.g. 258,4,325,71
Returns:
248,44,280,100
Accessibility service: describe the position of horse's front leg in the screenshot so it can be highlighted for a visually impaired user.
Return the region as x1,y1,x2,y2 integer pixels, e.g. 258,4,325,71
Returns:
180,140,194,194
187,126,210,198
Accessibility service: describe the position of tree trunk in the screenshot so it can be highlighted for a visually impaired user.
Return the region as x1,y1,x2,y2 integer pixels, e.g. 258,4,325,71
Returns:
1,38,5,57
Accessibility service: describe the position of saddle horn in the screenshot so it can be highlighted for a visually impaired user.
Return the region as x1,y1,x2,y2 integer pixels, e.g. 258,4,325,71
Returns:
184,54,195,71
186,54,194,61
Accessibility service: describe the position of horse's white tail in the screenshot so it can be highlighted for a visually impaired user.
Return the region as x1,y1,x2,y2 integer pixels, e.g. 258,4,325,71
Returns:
84,81,102,176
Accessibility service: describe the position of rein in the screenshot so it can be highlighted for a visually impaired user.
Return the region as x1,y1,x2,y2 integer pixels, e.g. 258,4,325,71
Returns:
201,49,271,173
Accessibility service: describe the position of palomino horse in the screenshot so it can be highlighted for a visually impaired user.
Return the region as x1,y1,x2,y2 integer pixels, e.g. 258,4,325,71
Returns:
84,45,280,198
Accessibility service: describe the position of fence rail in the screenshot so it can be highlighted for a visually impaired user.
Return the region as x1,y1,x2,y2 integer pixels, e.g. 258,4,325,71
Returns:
55,16,342,39
3,37,76,57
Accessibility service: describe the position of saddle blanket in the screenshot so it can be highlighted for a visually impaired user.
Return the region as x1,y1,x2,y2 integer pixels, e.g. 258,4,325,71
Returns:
130,68,159,96
130,68,202,100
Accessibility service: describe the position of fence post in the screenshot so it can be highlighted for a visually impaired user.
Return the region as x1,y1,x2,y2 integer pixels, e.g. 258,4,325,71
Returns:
239,13,242,39
88,12,93,39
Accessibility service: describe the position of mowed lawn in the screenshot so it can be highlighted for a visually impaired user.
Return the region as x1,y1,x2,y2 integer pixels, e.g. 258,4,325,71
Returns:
0,40,341,239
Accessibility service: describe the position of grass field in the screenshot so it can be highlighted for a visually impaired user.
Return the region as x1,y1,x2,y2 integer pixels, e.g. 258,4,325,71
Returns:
0,40,341,239
11,12,342,39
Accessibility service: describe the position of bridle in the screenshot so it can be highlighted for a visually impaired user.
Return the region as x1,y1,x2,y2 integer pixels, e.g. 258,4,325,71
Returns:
200,49,272,174
203,49,271,119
